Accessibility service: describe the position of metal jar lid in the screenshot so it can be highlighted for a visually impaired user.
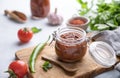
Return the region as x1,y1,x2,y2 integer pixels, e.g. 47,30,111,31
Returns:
89,41,117,68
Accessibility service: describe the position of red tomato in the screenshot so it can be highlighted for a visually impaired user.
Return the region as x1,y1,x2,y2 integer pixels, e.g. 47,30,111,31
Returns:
18,28,33,43
8,60,28,78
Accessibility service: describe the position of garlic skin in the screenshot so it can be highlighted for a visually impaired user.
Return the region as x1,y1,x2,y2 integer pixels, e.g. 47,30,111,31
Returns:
47,8,63,25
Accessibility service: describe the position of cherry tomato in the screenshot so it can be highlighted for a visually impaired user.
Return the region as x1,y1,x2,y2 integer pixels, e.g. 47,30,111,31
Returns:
18,27,33,43
8,60,28,78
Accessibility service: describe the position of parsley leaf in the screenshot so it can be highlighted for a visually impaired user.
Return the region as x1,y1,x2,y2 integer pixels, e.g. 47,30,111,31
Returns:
77,0,94,15
77,0,120,31
42,61,53,72
31,27,42,34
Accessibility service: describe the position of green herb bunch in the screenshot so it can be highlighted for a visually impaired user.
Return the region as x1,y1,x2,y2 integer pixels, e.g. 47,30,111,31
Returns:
77,0,120,31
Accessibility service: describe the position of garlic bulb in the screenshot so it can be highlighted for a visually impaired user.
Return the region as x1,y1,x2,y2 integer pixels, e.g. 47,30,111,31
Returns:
47,8,63,25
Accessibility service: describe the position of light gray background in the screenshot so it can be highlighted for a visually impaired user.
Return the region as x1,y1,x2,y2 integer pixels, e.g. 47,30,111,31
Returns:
0,0,119,78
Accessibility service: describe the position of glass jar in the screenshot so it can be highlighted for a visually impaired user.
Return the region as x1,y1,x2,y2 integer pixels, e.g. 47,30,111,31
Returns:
31,0,50,19
55,27,87,62
54,26,117,67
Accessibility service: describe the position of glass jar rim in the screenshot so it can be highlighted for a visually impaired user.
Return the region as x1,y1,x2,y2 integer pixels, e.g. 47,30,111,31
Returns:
56,26,86,43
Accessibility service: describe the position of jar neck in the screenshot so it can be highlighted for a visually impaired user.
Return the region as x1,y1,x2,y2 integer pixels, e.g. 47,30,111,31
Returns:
56,27,86,44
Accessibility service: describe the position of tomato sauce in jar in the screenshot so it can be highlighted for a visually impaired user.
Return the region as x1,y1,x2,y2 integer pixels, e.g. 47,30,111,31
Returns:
31,0,50,18
55,27,87,62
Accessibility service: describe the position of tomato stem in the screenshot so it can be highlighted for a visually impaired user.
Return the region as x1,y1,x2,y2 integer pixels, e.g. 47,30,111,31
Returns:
23,27,28,32
5,69,17,78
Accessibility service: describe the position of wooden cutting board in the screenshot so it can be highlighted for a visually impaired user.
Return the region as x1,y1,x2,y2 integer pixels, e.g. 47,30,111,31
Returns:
15,43,114,78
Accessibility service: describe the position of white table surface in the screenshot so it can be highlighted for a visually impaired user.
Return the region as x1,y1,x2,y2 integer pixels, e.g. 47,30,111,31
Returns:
0,0,120,78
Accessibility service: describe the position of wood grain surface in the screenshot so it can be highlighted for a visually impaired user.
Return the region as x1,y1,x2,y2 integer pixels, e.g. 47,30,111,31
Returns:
15,43,114,78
